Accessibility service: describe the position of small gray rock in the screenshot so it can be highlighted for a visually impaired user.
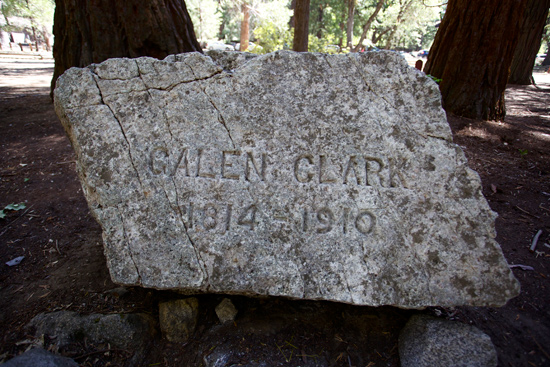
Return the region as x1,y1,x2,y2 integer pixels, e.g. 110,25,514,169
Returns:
215,298,238,324
28,311,156,352
1,348,78,367
398,314,497,367
159,297,199,342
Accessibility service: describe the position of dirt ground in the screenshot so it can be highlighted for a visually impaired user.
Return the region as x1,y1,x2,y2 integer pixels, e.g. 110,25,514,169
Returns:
0,54,549,367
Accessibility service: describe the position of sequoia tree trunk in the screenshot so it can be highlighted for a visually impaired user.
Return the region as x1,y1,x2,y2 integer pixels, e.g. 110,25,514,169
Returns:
508,0,550,85
293,0,310,51
52,0,201,94
424,0,528,121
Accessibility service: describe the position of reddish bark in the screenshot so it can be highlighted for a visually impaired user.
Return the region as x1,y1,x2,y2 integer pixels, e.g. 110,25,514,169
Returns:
293,0,310,52
508,0,550,85
239,3,250,51
52,0,201,94
424,0,528,121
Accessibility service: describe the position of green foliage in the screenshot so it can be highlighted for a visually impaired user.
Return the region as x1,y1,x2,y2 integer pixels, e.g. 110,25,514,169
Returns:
519,149,528,158
366,0,442,50
427,74,441,84
308,34,342,53
183,0,442,52
309,0,347,45
218,1,242,42
0,202,26,219
253,22,292,53
187,0,222,42
1,0,54,33
307,0,443,52
252,0,293,53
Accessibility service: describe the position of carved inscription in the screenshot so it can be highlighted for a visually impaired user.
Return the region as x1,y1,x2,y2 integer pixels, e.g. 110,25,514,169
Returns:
302,207,376,236
178,201,376,236
150,147,405,188
294,154,396,187
178,202,257,233
150,147,266,181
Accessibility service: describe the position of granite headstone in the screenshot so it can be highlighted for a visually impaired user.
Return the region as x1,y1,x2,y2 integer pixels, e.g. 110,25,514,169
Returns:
54,51,519,308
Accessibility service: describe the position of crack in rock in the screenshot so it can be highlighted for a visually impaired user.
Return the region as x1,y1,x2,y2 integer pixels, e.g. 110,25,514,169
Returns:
92,72,144,191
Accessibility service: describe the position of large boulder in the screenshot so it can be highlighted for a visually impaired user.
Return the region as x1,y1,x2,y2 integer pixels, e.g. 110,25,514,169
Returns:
54,51,519,308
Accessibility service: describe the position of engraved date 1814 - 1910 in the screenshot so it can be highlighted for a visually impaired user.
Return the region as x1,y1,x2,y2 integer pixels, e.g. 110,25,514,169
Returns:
178,201,376,236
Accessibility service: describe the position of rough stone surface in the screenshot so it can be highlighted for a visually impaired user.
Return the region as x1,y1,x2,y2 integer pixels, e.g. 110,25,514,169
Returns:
215,298,238,323
28,311,156,352
399,314,498,367
1,348,78,367
54,51,520,308
159,297,199,342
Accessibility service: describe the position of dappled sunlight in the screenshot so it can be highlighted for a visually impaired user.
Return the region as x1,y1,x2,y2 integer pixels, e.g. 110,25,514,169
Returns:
448,73,550,173
0,59,54,95
458,125,502,141
527,130,550,142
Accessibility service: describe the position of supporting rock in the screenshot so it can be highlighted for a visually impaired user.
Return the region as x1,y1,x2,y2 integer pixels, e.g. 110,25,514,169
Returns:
398,314,497,367
159,297,199,342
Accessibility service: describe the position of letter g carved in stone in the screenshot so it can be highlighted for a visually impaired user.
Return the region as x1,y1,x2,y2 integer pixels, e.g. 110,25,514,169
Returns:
294,154,315,183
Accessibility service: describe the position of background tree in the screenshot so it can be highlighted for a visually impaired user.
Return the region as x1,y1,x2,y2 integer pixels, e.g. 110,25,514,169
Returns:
366,0,441,50
292,0,310,50
217,0,242,41
252,0,292,52
52,0,201,94
187,0,222,42
1,0,54,50
309,0,346,47
381,0,413,49
424,0,528,121
508,0,550,84
352,0,384,51
239,1,250,50
346,0,355,49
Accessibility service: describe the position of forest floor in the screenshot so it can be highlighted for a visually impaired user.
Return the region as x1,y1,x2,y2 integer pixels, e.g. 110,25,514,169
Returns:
0,55,549,367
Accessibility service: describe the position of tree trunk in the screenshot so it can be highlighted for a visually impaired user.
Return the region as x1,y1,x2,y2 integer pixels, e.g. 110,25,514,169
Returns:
383,0,413,50
508,0,550,85
52,0,201,95
239,3,250,51
352,0,385,52
289,0,296,29
372,27,391,45
424,0,528,121
543,45,550,66
293,0,310,52
316,3,323,39
346,0,355,49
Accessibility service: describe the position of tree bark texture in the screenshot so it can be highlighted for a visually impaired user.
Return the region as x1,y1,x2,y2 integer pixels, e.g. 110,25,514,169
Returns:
293,0,310,52
239,3,250,51
508,0,550,84
424,0,528,121
52,0,202,94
